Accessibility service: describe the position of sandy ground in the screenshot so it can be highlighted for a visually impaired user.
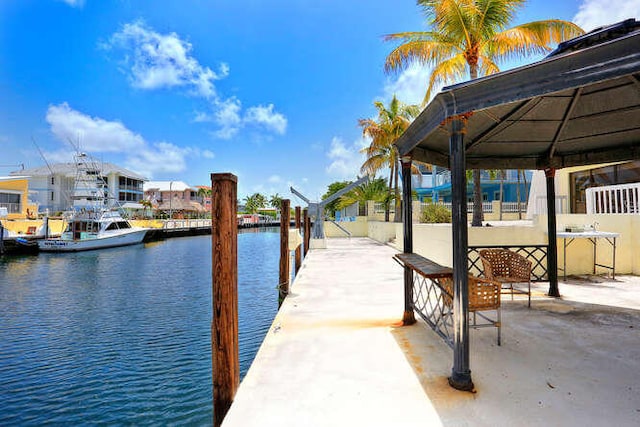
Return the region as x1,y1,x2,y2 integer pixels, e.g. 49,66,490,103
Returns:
223,238,640,427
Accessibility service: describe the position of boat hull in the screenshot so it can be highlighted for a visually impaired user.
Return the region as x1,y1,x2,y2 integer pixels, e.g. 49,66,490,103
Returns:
38,229,148,252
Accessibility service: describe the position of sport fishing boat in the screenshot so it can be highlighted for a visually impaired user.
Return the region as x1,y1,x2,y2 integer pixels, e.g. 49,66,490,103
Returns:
38,210,148,252
37,151,149,252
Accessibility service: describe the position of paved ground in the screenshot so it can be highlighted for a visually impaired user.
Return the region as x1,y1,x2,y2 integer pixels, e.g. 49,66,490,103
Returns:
223,238,640,427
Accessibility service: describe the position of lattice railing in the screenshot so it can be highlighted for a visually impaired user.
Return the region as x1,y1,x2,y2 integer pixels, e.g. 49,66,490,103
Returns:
468,245,548,281
411,273,454,348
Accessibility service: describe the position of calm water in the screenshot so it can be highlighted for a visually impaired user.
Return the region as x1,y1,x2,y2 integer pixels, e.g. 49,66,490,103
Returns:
0,228,281,426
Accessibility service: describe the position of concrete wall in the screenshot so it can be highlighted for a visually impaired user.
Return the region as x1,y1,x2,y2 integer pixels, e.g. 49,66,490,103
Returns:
324,217,369,237
535,214,640,276
366,214,639,276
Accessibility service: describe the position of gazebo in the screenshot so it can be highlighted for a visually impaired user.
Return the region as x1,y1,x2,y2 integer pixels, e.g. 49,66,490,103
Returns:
394,20,640,390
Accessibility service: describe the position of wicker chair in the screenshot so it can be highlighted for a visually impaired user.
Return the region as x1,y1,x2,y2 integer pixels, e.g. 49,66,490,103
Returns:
439,275,502,345
479,249,532,307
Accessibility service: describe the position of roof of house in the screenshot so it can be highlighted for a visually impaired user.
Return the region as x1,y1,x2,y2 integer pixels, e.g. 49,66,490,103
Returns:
11,162,146,180
143,181,193,192
395,19,640,171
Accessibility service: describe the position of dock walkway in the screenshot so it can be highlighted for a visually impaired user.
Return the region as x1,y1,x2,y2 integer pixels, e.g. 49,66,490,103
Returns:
223,238,640,427
223,238,441,426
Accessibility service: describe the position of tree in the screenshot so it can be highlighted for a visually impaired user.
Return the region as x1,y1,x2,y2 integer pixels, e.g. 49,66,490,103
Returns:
322,181,352,218
337,177,390,215
243,193,267,214
269,193,283,212
384,0,583,226
359,96,423,222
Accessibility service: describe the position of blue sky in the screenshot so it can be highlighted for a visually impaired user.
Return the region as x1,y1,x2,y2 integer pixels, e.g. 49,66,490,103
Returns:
1,0,639,202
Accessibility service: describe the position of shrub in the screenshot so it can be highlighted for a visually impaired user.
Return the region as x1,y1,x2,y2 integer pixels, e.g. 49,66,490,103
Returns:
420,203,452,223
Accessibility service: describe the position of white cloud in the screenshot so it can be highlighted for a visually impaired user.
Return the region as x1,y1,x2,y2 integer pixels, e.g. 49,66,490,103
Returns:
325,136,367,180
45,103,212,178
268,175,282,183
573,0,640,32
245,104,287,135
213,97,243,139
125,142,189,178
383,63,431,106
60,0,85,8
105,21,227,98
46,103,145,152
199,98,288,140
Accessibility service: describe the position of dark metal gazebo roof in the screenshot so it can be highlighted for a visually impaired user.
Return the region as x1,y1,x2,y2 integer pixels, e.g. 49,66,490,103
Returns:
396,20,640,170
394,20,640,392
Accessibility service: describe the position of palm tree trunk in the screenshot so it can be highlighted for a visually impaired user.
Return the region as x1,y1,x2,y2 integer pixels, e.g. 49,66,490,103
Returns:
394,158,401,223
385,165,393,222
472,169,483,226
516,170,522,220
523,170,529,215
499,171,504,221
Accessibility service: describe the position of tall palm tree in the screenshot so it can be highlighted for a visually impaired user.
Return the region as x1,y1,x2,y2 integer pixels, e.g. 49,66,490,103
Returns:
384,0,583,226
359,96,423,222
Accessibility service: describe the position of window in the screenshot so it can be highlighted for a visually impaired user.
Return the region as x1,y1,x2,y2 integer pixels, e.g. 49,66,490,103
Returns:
51,191,55,201
51,176,55,185
494,191,502,201
0,192,21,213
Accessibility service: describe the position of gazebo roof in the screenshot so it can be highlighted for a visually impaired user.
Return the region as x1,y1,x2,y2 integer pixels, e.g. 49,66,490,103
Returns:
395,19,640,171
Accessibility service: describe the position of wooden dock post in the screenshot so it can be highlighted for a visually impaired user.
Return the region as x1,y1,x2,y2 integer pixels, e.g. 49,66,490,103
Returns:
303,208,310,256
294,206,301,274
279,199,290,305
210,173,239,427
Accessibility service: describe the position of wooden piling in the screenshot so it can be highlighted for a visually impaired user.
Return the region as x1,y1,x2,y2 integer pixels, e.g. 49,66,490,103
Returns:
279,199,290,305
294,206,301,274
303,208,310,256
210,173,239,427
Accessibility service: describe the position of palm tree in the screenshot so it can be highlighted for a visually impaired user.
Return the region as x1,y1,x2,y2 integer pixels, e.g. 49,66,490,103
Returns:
359,96,423,222
244,193,267,214
337,177,390,215
384,0,583,226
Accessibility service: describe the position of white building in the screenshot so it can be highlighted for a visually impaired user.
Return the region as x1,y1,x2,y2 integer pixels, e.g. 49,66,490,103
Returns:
12,158,146,213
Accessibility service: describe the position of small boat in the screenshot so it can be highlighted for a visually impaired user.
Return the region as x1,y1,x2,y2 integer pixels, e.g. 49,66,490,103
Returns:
38,210,148,252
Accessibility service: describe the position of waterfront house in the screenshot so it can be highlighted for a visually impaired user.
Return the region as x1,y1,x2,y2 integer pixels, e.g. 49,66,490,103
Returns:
0,176,38,220
143,181,205,218
11,162,146,214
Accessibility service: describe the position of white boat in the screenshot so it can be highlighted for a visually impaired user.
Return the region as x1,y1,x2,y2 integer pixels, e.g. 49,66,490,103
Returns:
38,210,148,252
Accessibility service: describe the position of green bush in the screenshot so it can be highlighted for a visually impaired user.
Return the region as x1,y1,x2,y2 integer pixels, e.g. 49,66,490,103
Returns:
420,203,452,223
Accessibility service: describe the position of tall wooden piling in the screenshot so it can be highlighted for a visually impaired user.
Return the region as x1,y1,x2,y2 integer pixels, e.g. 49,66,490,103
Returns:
303,208,310,256
294,206,301,274
210,173,239,427
279,199,290,305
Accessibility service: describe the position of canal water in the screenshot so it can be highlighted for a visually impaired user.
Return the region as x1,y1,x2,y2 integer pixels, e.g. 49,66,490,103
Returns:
0,228,281,425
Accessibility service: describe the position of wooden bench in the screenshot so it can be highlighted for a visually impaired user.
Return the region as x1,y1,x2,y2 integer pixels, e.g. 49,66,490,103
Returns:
394,253,502,345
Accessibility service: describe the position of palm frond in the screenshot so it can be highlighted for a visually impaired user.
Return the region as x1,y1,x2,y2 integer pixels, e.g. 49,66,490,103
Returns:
423,53,467,104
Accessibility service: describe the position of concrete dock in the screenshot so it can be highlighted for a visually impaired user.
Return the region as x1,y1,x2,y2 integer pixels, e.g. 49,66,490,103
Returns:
223,237,640,427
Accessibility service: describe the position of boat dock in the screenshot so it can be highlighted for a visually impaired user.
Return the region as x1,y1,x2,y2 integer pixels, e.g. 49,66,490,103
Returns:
222,237,640,427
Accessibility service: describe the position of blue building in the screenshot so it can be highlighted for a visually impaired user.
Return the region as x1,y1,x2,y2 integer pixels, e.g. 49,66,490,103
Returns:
412,165,532,205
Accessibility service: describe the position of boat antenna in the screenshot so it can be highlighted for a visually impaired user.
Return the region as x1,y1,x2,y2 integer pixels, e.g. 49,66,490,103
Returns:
31,136,55,176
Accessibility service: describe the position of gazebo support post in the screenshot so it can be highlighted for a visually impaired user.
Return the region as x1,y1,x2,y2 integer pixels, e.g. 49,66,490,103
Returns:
545,168,560,297
401,155,416,325
448,117,474,391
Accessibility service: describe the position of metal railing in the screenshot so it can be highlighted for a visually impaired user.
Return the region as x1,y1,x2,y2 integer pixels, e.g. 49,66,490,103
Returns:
586,183,640,214
373,202,394,214
411,274,454,348
501,202,527,213
439,201,493,213
164,219,212,229
0,203,21,214
468,245,549,281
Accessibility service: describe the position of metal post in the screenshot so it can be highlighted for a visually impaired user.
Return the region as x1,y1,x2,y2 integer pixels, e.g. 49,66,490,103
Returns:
303,208,309,256
545,168,560,297
401,155,416,325
0,222,5,255
43,217,49,239
279,199,290,306
449,117,474,391
294,206,301,275
210,173,239,427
